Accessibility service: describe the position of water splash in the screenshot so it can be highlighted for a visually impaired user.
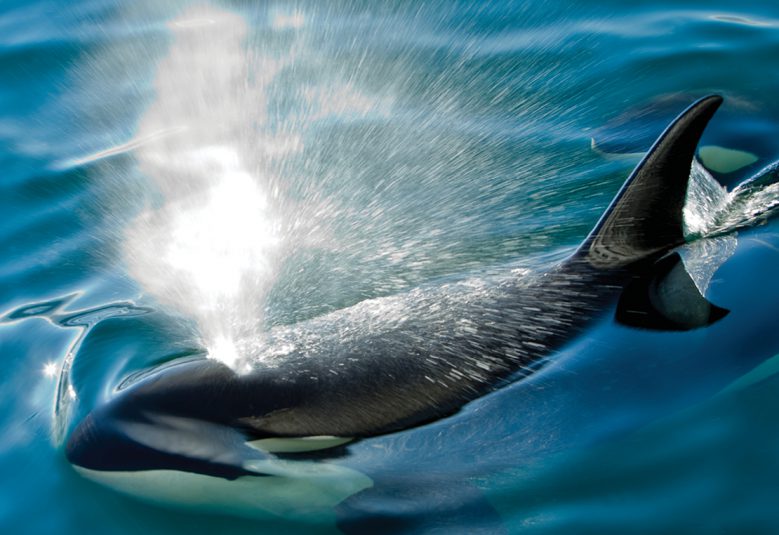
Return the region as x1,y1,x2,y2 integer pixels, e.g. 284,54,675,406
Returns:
121,6,291,369
685,158,779,239
114,3,395,370
676,156,779,295
716,161,779,231
683,159,730,237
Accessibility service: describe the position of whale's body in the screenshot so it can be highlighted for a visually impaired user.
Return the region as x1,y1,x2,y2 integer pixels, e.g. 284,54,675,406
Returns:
66,96,727,508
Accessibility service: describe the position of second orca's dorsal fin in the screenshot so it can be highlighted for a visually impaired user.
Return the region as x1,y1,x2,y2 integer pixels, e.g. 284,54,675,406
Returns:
578,95,723,268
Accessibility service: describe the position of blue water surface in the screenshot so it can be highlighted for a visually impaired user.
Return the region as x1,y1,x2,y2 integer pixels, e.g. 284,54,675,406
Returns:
2,0,779,533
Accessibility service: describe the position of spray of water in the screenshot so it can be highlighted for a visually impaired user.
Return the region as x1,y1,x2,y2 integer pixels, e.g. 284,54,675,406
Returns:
114,4,395,370
685,158,779,239
120,6,290,369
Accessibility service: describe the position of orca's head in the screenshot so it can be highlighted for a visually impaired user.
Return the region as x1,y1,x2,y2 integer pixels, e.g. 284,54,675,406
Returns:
64,361,372,518
65,357,264,479
65,357,355,477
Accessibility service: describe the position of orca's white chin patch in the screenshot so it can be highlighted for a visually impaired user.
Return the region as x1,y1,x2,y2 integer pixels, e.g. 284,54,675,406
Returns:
248,435,353,453
74,460,372,520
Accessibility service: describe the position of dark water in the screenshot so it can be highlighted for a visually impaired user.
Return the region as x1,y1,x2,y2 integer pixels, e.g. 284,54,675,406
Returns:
2,1,779,533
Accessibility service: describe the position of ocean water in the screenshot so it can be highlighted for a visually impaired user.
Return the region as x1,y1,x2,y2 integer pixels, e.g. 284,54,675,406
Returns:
2,0,779,533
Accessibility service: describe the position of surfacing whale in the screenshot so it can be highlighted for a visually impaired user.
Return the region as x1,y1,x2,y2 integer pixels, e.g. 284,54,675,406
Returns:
66,95,727,501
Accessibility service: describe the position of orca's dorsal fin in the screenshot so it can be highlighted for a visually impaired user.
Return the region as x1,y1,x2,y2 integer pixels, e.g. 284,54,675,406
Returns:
577,95,723,268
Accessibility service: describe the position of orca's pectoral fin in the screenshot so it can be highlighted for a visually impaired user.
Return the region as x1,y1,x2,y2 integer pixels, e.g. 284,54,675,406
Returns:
616,252,729,331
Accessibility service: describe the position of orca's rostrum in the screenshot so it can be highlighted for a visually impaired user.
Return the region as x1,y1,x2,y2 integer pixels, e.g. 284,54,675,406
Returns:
66,96,728,500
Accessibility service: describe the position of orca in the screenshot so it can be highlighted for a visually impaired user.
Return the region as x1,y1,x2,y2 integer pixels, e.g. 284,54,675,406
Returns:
590,92,777,186
66,95,728,510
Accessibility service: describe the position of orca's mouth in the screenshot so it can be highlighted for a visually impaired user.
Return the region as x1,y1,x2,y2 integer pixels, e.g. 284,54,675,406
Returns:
65,412,104,469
